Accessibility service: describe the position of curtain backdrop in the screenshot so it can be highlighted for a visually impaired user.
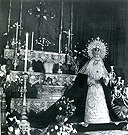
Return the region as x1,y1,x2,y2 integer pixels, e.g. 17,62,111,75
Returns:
0,0,128,81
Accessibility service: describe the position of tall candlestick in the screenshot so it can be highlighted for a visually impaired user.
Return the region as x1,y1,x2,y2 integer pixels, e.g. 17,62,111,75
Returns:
6,0,12,49
24,33,29,72
15,22,19,49
19,0,23,37
59,2,64,54
31,32,34,51
67,29,71,52
70,3,73,50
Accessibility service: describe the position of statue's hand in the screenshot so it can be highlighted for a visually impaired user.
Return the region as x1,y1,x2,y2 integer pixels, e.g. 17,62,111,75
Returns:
101,75,109,86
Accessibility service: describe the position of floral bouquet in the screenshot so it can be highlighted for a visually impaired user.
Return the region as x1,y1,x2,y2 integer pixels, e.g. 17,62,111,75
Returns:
56,96,76,117
45,96,77,135
46,122,77,135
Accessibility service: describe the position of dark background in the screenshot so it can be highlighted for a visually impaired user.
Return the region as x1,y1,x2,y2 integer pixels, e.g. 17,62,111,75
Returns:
0,0,128,81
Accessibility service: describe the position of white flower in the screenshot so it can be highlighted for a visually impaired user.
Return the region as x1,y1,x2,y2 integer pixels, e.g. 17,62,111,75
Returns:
55,125,58,130
15,128,20,135
16,120,20,124
9,118,13,121
8,126,14,132
1,65,6,73
6,75,11,83
51,128,54,132
47,132,50,135
59,107,62,111
13,116,20,124
0,71,5,77
64,117,68,122
73,129,77,133
6,111,10,116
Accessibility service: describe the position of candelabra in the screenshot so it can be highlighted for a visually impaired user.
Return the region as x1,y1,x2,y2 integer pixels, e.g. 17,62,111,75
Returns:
109,67,128,129
19,72,31,135
11,22,21,70
1,91,7,134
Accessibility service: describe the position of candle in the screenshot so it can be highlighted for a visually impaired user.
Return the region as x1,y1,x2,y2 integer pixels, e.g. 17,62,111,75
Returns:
59,34,61,53
121,80,124,86
23,92,26,106
117,77,121,85
114,86,118,96
31,32,34,51
110,66,114,72
127,124,128,130
15,22,19,46
67,29,71,51
58,2,63,54
70,4,73,50
125,86,128,98
24,33,29,72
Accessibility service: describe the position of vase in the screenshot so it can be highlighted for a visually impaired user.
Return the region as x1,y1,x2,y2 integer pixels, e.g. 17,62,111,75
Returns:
44,62,54,74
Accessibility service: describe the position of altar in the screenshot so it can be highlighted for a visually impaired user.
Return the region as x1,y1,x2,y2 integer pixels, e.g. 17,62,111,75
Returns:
8,70,76,114
11,97,60,114
4,48,73,73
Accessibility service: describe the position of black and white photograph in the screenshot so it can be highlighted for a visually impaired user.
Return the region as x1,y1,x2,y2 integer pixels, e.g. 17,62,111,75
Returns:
1,0,128,134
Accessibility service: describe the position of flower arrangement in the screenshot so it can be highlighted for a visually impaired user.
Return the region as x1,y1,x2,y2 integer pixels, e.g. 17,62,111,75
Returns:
44,96,77,135
6,112,21,135
46,122,77,135
109,66,128,122
0,64,7,88
56,96,76,117
0,64,23,91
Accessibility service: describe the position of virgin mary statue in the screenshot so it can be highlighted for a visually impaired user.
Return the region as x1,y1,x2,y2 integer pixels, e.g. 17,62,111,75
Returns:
28,37,120,128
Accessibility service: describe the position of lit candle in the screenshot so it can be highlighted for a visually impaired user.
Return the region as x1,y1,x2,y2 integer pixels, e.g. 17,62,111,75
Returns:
31,32,34,51
24,33,29,72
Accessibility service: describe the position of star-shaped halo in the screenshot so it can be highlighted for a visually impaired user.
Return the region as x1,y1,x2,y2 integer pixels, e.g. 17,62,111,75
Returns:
86,37,108,59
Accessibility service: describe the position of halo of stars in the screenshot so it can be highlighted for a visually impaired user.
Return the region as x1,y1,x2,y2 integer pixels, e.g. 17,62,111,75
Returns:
85,37,108,59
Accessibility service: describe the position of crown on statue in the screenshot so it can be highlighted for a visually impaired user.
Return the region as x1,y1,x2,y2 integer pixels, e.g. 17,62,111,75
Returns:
86,37,108,59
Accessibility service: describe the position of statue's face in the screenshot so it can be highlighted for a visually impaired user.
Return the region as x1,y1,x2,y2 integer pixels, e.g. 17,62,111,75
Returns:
92,46,101,58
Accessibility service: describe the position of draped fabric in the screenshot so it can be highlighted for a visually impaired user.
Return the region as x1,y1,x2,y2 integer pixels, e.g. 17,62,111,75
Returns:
28,73,89,128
